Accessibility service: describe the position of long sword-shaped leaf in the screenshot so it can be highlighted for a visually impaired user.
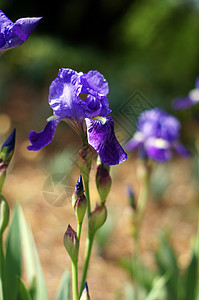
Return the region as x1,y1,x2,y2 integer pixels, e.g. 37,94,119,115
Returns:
183,223,199,300
56,269,71,300
145,274,168,300
17,277,32,300
5,204,21,300
18,205,48,300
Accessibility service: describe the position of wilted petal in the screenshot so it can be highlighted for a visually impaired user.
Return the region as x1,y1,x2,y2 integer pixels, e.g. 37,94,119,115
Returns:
145,137,172,162
86,116,127,165
27,118,61,151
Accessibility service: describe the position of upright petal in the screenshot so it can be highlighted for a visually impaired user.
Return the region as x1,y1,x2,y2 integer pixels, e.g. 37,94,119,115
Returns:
86,116,127,165
84,95,111,118
80,70,109,98
49,68,88,121
27,118,61,151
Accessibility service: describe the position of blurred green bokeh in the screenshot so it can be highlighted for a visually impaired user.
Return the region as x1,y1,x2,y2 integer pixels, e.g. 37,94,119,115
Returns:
1,0,199,143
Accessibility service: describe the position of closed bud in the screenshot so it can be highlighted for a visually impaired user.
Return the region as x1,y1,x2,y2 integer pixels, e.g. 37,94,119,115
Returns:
89,203,107,235
0,195,9,235
72,175,87,223
63,225,79,262
96,157,112,204
78,145,93,182
80,282,90,300
127,185,136,210
0,129,16,191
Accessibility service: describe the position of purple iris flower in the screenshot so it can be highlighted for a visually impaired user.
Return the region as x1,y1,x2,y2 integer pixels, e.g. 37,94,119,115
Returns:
27,68,127,165
125,108,190,162
172,77,199,110
0,10,42,55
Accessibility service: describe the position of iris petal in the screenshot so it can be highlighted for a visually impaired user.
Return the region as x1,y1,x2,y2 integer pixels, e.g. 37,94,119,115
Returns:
173,142,191,157
172,96,196,110
86,116,127,165
27,118,62,151
125,132,144,151
80,70,109,98
145,137,172,162
0,10,42,54
49,69,88,121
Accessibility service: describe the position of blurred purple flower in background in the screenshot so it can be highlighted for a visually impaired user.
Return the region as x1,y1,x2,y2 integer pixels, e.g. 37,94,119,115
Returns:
125,108,190,162
172,77,199,110
28,68,127,165
0,10,42,55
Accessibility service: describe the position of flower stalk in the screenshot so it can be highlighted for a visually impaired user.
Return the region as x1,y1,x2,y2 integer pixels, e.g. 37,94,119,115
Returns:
132,160,151,256
80,234,94,296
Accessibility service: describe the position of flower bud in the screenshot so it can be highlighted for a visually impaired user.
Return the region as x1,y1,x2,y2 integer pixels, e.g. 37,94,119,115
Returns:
80,282,90,300
78,145,93,182
0,194,9,235
89,203,107,235
63,225,79,262
127,185,136,210
72,175,87,223
0,129,16,191
96,158,112,204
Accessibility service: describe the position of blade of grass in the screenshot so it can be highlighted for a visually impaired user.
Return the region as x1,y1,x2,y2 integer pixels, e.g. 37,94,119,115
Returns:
5,204,21,300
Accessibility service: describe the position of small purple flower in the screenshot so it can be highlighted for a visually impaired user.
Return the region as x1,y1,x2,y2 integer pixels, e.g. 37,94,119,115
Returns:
172,77,199,110
28,68,127,165
125,108,190,162
0,10,42,55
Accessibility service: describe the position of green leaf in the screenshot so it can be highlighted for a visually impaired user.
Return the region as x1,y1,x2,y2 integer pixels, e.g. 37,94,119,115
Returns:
55,269,70,300
155,232,179,300
119,257,155,292
17,277,32,300
18,205,48,300
145,274,168,300
183,225,199,300
124,282,146,300
5,204,21,300
184,252,198,300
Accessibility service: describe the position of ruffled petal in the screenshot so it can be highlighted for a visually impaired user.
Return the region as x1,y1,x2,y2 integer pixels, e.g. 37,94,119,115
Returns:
27,118,61,151
86,116,127,165
125,132,144,152
144,137,172,162
84,95,111,118
80,70,109,98
49,68,88,120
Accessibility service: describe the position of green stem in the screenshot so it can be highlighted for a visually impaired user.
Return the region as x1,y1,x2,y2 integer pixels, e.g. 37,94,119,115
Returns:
72,260,79,300
84,180,91,217
0,234,6,300
133,162,150,256
77,222,82,242
80,234,94,296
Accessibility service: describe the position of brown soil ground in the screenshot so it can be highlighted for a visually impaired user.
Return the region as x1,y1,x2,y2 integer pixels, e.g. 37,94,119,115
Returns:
3,135,199,300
